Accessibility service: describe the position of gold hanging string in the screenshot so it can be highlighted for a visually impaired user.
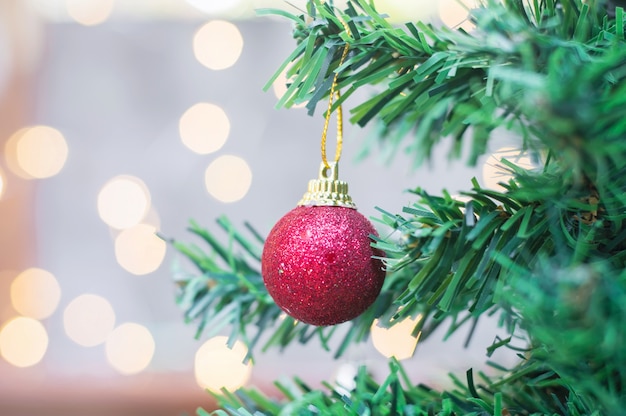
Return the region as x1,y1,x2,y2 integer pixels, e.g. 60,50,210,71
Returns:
320,19,351,169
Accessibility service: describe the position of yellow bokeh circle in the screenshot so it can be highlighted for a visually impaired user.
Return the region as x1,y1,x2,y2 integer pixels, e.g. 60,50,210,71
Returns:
105,322,155,375
371,315,422,360
204,155,252,203
66,0,115,26
10,268,62,320
0,317,49,368
97,175,151,229
179,102,230,154
194,336,252,392
63,294,116,347
5,126,68,179
114,224,167,275
193,20,244,70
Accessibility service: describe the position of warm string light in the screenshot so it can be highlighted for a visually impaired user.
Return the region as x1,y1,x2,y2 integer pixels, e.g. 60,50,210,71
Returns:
5,126,69,179
188,20,255,204
371,315,423,360
481,146,536,190
194,336,252,392
66,0,115,26
333,362,358,395
204,155,253,203
97,175,151,229
97,175,167,274
0,2,257,380
105,322,155,375
193,20,243,70
115,223,167,275
0,317,49,368
63,294,116,347
273,68,306,109
179,102,231,154
439,0,477,31
0,167,6,199
10,268,61,320
186,0,249,20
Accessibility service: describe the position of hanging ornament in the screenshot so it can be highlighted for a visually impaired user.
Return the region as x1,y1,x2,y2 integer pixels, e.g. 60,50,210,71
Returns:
262,162,386,326
261,29,386,326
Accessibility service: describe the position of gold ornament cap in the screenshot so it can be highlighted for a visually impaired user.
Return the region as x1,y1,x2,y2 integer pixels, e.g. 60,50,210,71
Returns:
298,161,356,208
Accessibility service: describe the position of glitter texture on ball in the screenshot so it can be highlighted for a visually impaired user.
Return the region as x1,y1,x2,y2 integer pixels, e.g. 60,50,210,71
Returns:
262,205,386,326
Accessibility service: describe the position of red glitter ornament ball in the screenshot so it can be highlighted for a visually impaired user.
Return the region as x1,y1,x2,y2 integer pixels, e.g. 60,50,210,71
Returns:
262,205,386,326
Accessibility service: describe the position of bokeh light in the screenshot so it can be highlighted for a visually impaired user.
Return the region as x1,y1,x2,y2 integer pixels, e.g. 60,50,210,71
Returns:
66,0,115,26
371,315,422,360
186,0,249,18
97,175,151,229
481,146,536,190
374,0,437,23
10,268,62,320
0,317,49,368
204,155,253,203
5,126,68,179
0,271,18,321
4,128,30,179
439,0,477,31
142,207,161,229
105,322,155,375
0,167,5,199
193,20,244,70
272,68,306,109
194,336,252,392
179,102,231,154
333,362,358,395
114,224,167,275
63,294,116,347
17,126,69,178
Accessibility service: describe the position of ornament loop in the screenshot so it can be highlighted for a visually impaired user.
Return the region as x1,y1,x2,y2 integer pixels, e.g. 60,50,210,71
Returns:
298,161,356,208
320,17,351,169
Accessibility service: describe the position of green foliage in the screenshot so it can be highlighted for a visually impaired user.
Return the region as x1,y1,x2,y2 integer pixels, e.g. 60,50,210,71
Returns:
505,260,626,414
203,358,600,415
172,168,626,413
262,0,626,172
170,217,399,360
170,0,626,415
170,217,276,360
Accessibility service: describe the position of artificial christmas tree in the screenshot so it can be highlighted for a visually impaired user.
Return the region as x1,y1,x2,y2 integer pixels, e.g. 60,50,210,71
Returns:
172,0,626,414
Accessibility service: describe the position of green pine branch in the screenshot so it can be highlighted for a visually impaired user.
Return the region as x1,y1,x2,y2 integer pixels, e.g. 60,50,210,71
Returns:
378,166,619,327
262,0,626,173
168,178,534,362
170,0,626,414
170,217,399,360
171,159,626,413
171,165,626,413
203,357,599,416
504,260,626,414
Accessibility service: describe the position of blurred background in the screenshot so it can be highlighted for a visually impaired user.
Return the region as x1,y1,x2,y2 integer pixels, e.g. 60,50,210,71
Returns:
0,1,522,415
